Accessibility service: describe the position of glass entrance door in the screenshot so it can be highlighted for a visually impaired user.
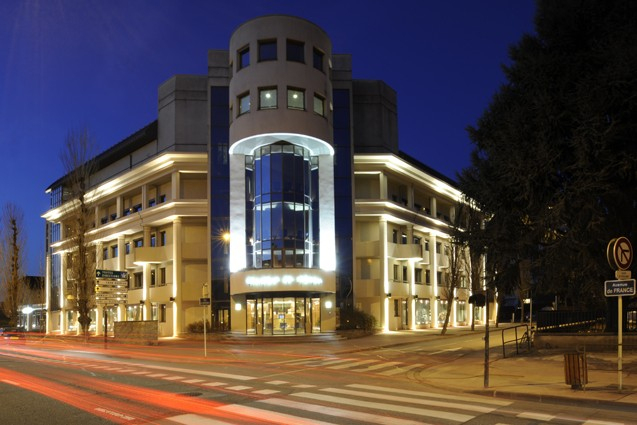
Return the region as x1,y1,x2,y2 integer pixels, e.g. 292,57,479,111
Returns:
273,297,294,335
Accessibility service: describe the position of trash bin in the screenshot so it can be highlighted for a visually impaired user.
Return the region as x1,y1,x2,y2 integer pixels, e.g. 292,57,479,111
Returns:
564,352,587,389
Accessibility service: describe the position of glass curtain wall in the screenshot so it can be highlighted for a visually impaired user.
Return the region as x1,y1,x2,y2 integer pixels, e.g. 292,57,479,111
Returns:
246,143,319,269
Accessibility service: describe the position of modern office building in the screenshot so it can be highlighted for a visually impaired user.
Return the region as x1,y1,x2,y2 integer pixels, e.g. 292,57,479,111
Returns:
43,15,479,337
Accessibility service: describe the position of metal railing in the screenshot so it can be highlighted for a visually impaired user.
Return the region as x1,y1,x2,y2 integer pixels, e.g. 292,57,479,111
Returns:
501,324,531,358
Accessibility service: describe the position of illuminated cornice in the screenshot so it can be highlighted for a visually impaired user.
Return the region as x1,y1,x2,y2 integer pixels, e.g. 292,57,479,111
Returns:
354,154,462,201
42,152,207,222
230,132,334,156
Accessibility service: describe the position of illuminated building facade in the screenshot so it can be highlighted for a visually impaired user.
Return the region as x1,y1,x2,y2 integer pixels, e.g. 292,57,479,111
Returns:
43,15,476,337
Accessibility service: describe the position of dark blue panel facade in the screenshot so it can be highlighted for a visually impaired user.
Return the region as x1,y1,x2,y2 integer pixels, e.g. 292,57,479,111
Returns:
210,86,231,331
333,89,354,310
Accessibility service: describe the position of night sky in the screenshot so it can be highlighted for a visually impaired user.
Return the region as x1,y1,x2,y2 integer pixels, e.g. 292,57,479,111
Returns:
0,0,536,274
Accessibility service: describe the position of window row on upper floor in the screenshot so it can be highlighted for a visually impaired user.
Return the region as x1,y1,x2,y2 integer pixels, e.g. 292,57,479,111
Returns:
236,86,326,118
236,39,326,73
101,230,168,261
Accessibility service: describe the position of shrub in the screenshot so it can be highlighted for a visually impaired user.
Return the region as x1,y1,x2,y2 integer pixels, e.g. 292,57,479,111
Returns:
187,320,212,333
338,308,376,332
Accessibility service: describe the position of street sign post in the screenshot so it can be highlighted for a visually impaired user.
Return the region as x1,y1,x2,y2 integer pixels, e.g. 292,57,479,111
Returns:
605,237,634,392
95,270,128,349
96,269,129,280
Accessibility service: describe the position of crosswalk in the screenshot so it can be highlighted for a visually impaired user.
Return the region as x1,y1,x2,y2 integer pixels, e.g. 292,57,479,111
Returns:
268,355,427,376
156,382,511,425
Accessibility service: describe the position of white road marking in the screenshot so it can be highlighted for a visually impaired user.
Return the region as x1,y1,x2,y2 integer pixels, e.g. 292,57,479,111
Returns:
226,385,252,391
322,387,497,413
165,413,233,424
266,380,289,385
217,403,336,425
260,397,431,425
202,382,227,387
252,389,280,395
348,384,512,406
518,412,555,421
292,391,473,423
378,363,423,376
182,379,205,384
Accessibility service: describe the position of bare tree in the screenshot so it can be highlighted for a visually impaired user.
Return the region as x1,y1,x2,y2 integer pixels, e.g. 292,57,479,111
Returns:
0,204,26,326
439,241,464,335
61,129,98,339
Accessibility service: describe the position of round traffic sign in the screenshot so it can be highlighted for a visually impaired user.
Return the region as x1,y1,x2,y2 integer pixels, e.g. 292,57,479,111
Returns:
609,237,633,270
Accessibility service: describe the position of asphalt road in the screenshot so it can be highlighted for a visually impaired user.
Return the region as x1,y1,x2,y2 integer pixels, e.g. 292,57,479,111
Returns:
0,335,634,424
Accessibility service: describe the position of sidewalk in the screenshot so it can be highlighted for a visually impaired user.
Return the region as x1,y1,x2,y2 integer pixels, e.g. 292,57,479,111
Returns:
320,326,637,406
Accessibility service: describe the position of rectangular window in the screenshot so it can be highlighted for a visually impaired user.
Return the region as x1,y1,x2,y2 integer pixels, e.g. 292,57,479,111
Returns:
286,39,304,62
425,240,429,251
426,270,431,285
313,94,325,116
238,45,249,70
393,264,399,281
413,236,421,245
401,233,408,245
148,198,156,207
437,271,443,286
111,245,118,258
159,194,166,203
150,269,156,287
159,304,167,322
436,242,441,254
259,87,277,109
394,299,399,317
402,266,408,282
160,267,166,285
125,242,130,255
150,233,156,247
134,239,143,248
415,268,423,284
313,48,324,71
258,39,277,61
392,229,398,244
160,231,166,246
238,92,250,115
133,272,142,289
102,248,108,260
287,88,304,110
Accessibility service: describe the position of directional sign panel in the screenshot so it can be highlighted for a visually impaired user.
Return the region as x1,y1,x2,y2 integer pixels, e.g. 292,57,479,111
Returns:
199,297,211,306
604,279,636,297
96,269,128,280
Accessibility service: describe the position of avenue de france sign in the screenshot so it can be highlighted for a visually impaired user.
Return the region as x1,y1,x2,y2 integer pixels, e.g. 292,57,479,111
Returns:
604,279,636,297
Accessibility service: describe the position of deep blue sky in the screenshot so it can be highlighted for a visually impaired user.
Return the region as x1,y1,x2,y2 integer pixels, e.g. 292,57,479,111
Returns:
0,0,536,275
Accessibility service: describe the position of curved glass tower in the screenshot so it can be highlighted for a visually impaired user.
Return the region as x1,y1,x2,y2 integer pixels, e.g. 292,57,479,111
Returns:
226,15,337,335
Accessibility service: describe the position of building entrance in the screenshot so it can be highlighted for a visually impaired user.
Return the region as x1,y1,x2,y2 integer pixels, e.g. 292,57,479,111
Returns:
245,295,321,335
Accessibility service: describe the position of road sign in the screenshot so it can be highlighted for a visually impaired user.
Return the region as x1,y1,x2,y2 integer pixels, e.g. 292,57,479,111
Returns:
616,270,632,280
96,269,128,280
607,237,633,271
199,297,211,306
604,279,636,297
